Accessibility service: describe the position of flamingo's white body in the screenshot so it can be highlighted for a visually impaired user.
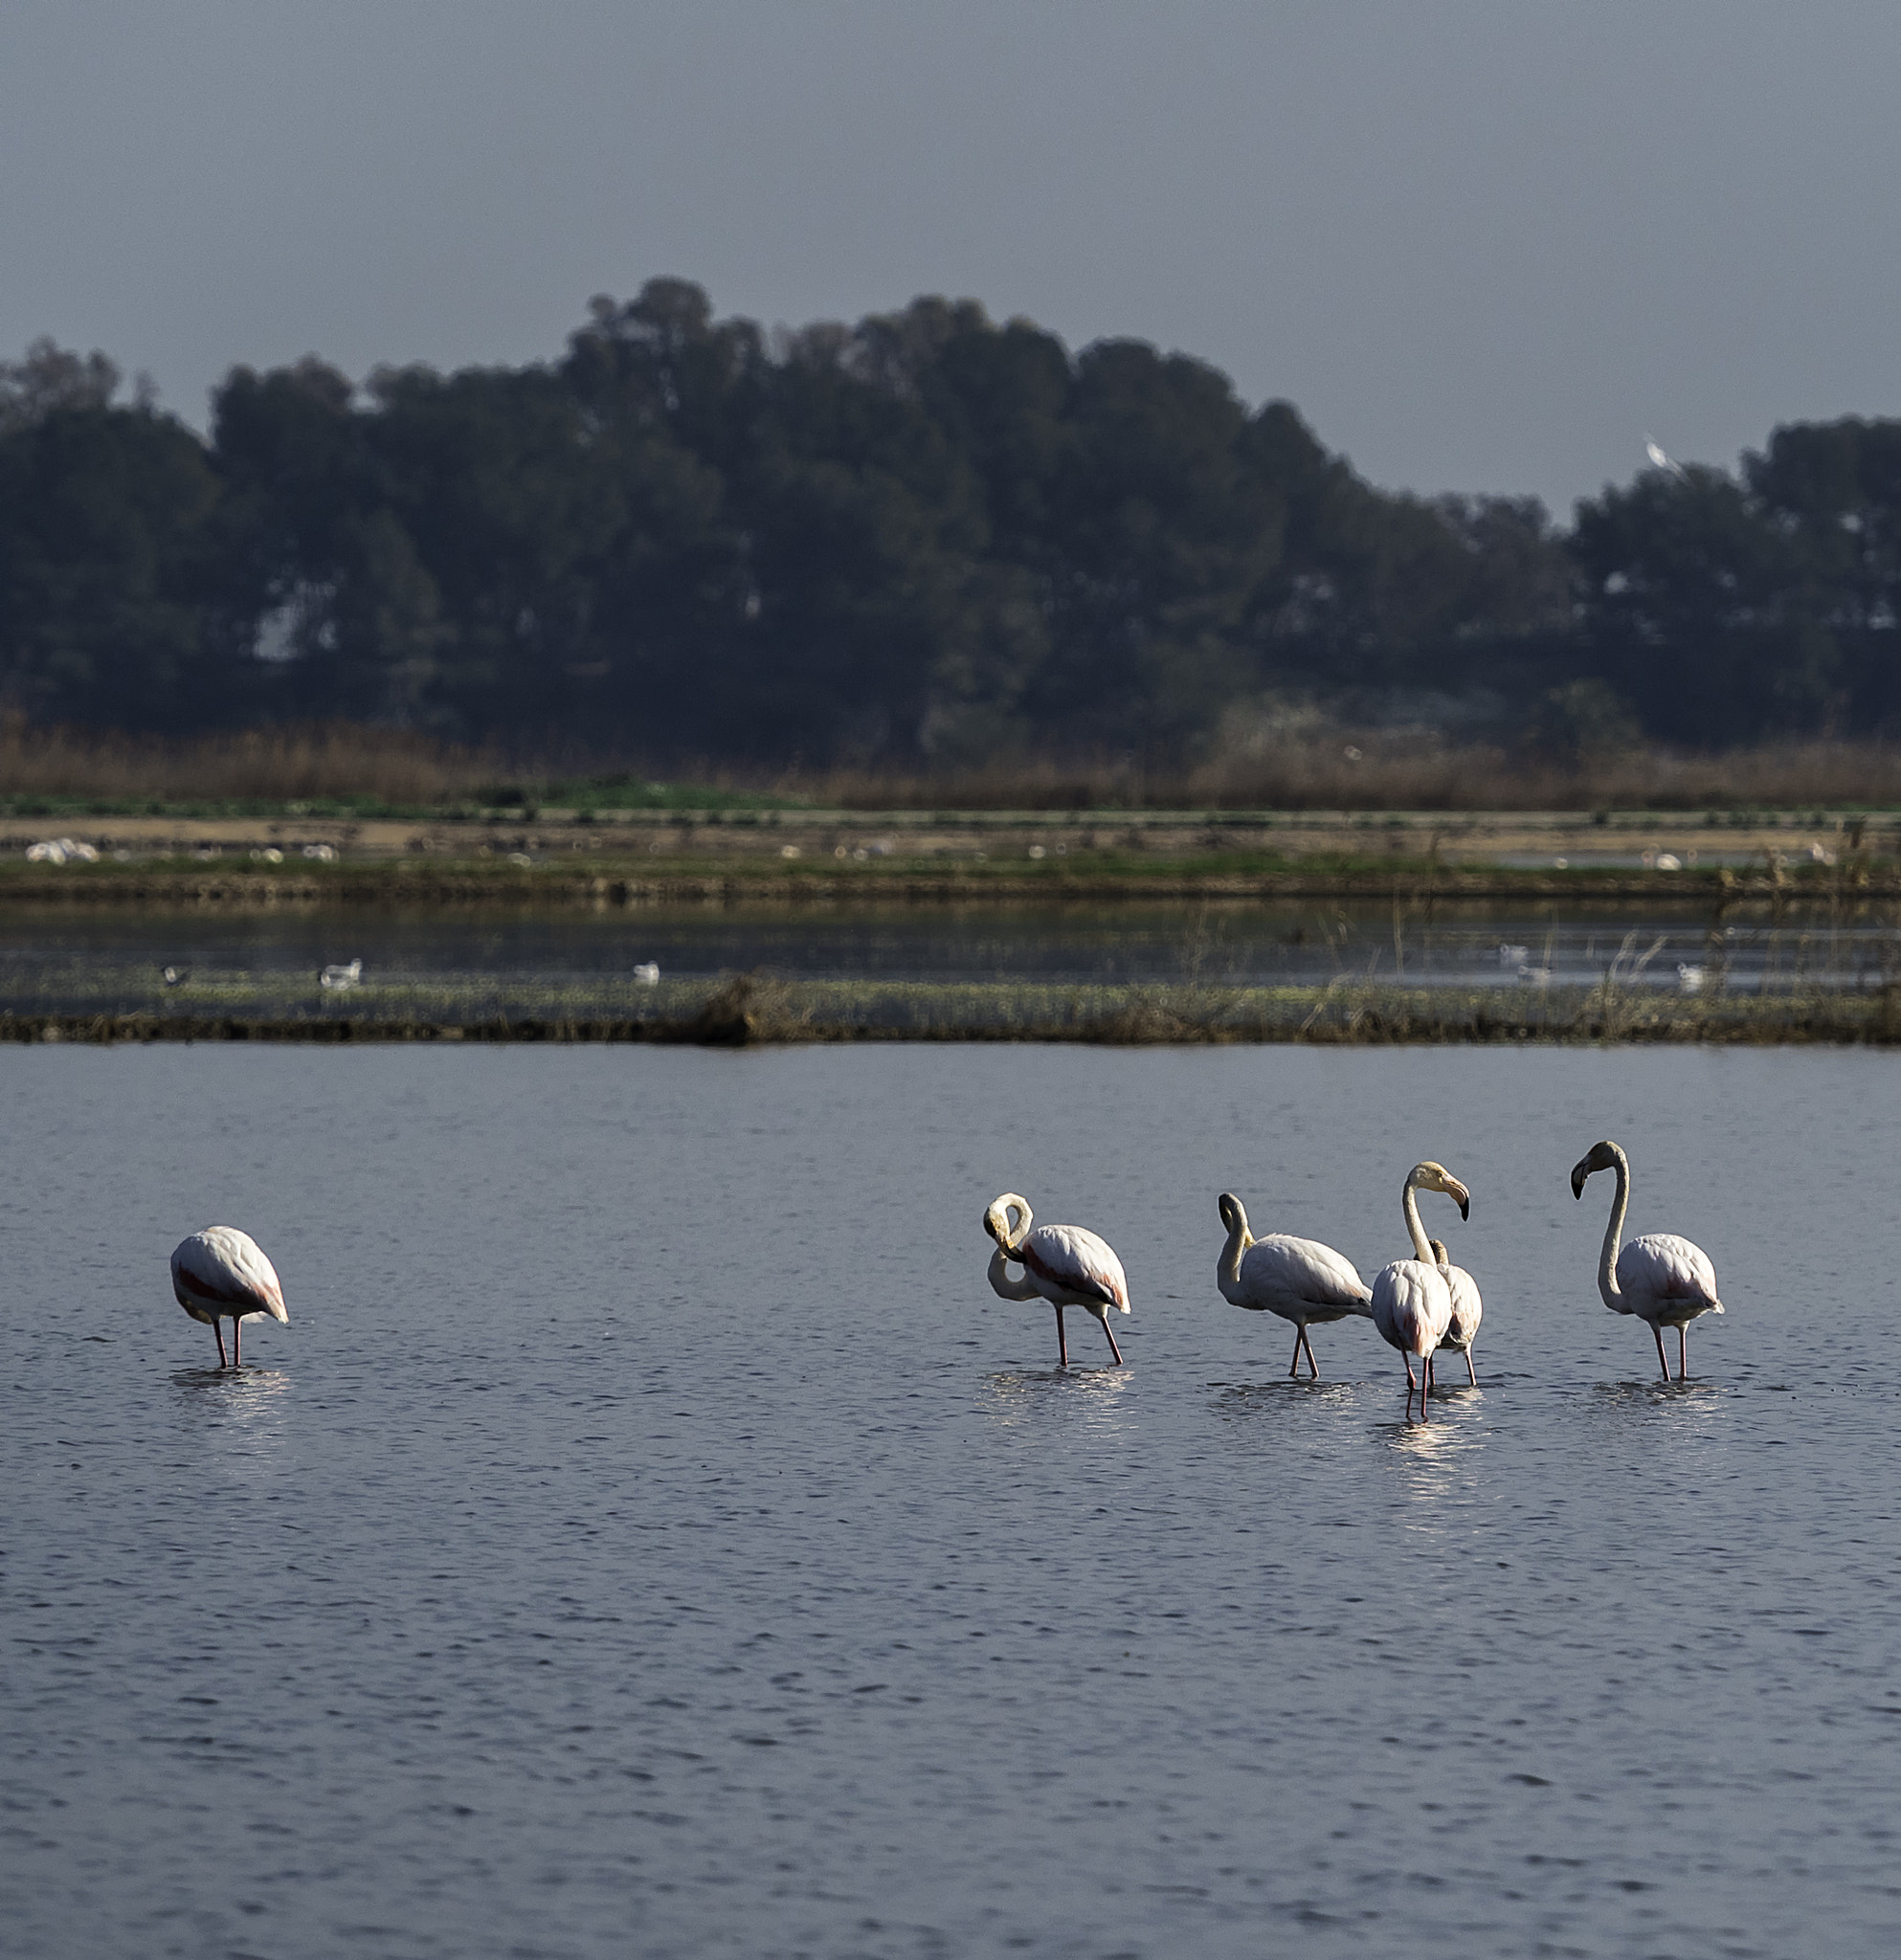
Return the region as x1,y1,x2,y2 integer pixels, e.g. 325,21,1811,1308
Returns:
984,1192,1129,1367
170,1227,287,1368
1571,1140,1722,1380
1216,1193,1372,1377
1427,1237,1484,1386
1370,1162,1470,1413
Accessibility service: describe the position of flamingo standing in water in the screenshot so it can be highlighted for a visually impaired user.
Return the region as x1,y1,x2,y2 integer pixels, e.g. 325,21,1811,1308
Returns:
170,1228,288,1368
983,1192,1129,1367
1571,1139,1722,1380
1370,1162,1470,1413
1427,1238,1485,1386
1215,1192,1373,1377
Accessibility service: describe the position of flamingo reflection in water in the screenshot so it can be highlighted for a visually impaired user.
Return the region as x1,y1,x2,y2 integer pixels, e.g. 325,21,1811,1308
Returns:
170,1227,288,1368
983,1192,1129,1367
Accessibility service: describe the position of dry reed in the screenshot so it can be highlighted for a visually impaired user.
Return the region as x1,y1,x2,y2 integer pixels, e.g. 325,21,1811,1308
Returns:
10,713,1901,813
0,716,502,804
801,738,1901,812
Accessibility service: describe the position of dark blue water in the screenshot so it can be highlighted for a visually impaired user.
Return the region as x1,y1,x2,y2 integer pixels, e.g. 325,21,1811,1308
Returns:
2,1045,1895,1956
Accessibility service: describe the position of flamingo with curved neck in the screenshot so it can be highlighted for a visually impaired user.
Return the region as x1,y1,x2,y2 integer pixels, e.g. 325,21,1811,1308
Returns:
1571,1140,1723,1381
1215,1192,1372,1378
1371,1161,1469,1414
983,1192,1129,1367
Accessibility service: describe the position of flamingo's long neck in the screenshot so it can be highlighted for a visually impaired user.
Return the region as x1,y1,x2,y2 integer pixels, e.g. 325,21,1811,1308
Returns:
987,1245,1040,1303
1597,1150,1630,1311
1401,1176,1433,1262
1217,1207,1253,1303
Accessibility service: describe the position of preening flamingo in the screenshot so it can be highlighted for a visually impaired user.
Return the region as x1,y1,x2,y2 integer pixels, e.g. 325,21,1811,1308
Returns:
983,1192,1129,1367
1370,1162,1469,1413
170,1228,287,1368
1571,1139,1722,1380
1215,1192,1372,1377
1427,1237,1484,1386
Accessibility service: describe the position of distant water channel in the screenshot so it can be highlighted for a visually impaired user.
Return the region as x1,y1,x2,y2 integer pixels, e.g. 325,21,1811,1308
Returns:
3,1044,1899,1956
1,897,1895,1024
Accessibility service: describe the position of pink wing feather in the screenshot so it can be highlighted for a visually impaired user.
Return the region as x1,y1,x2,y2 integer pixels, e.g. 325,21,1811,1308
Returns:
171,1228,288,1323
1619,1233,1720,1315
1021,1224,1129,1311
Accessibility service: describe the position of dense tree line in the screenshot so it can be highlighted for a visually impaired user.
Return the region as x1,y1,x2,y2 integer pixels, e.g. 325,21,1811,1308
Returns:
1,283,1896,765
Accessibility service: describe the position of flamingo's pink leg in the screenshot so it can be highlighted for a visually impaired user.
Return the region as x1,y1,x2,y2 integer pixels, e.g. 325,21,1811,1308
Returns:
1679,1325,1688,1381
1101,1316,1124,1367
1465,1348,1477,1387
1302,1326,1319,1377
1054,1305,1068,1368
213,1320,229,1369
1652,1324,1669,1381
1287,1325,1304,1377
232,1315,242,1368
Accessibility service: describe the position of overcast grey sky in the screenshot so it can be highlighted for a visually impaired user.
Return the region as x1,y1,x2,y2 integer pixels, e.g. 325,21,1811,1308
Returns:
2,2,1897,516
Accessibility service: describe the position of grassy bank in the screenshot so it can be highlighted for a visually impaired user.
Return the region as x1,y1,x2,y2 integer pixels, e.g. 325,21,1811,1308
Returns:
8,972,1901,1048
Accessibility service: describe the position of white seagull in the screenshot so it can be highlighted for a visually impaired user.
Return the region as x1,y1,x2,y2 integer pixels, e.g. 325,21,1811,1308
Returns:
1571,1139,1723,1380
1215,1192,1373,1377
983,1192,1129,1367
1370,1162,1469,1414
170,1227,288,1368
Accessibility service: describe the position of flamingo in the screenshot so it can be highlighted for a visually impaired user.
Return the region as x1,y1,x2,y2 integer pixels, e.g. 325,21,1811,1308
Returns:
1427,1237,1484,1386
983,1192,1129,1367
170,1227,288,1368
1571,1139,1722,1380
1215,1192,1373,1377
1370,1162,1469,1413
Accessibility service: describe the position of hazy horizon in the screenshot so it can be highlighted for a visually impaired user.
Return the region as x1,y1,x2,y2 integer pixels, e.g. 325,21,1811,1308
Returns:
4,2,1900,516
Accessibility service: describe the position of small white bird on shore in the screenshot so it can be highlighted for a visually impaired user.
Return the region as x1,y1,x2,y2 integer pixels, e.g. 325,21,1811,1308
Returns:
320,959,362,990
633,962,661,986
1644,435,1689,479
170,1227,288,1368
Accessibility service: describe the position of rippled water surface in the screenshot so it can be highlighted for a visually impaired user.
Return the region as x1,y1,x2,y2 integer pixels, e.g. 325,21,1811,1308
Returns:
3,1044,1898,1957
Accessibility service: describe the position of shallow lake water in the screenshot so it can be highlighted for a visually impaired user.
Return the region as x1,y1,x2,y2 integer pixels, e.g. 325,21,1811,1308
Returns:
3,1042,1898,1957
2,898,1895,1020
